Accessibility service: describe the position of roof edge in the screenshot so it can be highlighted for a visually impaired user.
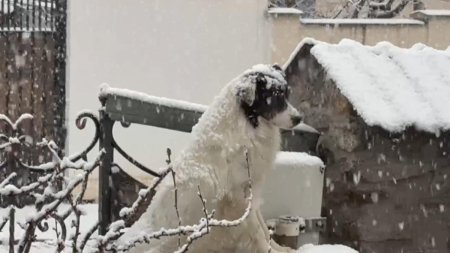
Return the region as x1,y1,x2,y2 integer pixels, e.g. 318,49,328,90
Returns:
282,37,321,70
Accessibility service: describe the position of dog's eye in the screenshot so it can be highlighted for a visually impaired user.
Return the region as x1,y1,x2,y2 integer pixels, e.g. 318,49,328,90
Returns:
262,91,272,98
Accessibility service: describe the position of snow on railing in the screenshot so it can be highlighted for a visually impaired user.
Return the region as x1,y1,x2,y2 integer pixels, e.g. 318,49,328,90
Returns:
99,83,209,113
0,112,105,253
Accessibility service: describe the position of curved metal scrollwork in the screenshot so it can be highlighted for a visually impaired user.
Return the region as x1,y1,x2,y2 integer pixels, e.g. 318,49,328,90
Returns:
69,111,101,162
110,121,162,177
111,138,161,177
0,114,34,165
0,111,104,252
0,112,102,174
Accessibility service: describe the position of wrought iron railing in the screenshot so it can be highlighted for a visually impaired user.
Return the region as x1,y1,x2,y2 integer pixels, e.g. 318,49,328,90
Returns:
0,0,58,32
0,112,103,252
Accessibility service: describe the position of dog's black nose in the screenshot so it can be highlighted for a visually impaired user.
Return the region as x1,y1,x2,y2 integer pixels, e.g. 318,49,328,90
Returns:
291,115,303,126
256,73,267,86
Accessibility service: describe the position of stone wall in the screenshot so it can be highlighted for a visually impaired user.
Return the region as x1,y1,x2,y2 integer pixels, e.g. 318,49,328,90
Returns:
285,47,450,252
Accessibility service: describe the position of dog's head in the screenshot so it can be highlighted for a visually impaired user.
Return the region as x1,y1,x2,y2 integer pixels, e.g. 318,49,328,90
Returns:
236,64,303,129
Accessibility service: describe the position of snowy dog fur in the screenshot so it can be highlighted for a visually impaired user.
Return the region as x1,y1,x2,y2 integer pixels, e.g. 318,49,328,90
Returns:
124,64,302,253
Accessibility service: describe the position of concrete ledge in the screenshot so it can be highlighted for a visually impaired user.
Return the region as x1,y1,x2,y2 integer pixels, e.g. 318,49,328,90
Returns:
410,9,450,21
300,18,424,26
268,7,303,16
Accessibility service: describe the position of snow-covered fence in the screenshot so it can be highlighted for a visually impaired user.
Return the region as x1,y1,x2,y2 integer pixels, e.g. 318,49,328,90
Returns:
0,111,258,252
0,112,103,252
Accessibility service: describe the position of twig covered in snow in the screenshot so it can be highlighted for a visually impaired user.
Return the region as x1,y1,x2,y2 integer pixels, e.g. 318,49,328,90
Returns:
0,173,17,189
79,221,100,252
0,211,9,231
97,167,173,251
166,148,183,248
0,173,53,196
0,112,105,253
175,165,253,253
118,150,253,253
17,150,104,253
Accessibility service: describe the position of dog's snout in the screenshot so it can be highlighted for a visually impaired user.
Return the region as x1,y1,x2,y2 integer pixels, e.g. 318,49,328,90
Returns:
291,115,303,126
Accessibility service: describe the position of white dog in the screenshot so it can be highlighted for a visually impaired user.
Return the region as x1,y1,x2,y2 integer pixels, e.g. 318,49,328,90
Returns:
124,64,303,253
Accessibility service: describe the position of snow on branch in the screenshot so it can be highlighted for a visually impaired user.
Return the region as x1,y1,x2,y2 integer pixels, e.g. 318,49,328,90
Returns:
114,149,254,253
96,167,173,251
0,113,105,253
16,150,105,253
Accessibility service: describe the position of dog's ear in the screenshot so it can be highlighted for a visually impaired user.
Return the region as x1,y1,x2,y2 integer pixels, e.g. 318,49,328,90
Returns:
236,72,269,105
272,64,282,71
236,81,256,105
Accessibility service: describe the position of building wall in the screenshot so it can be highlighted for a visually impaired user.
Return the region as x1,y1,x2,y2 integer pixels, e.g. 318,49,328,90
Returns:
269,14,450,64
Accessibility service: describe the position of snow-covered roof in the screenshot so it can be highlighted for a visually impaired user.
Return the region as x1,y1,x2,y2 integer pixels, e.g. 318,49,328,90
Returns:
300,18,423,25
268,7,303,15
284,38,450,134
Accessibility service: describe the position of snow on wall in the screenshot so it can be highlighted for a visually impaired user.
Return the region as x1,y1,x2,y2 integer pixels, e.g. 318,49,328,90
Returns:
285,38,450,134
300,18,424,25
411,9,450,16
268,7,303,15
297,244,358,253
275,151,324,169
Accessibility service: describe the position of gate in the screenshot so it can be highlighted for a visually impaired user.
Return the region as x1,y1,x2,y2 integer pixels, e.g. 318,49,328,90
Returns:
0,0,67,206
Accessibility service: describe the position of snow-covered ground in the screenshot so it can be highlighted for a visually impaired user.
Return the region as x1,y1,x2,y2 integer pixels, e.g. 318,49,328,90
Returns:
0,204,98,252
0,203,357,252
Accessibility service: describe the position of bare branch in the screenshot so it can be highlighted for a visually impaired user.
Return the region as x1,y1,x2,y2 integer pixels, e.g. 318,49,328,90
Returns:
0,173,17,188
197,185,209,233
96,167,173,251
372,0,412,18
79,222,99,252
118,150,254,253
17,151,104,253
171,170,182,247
